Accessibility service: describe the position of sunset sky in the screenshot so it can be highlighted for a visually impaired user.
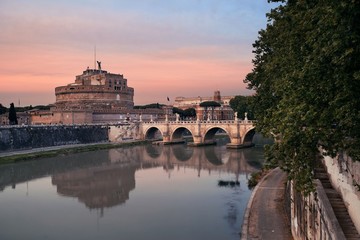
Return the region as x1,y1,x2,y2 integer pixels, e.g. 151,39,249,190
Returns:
0,0,276,107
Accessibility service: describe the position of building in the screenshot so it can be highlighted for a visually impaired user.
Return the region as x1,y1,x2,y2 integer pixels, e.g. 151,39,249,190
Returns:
174,91,234,109
173,91,235,120
49,66,164,124
54,68,134,111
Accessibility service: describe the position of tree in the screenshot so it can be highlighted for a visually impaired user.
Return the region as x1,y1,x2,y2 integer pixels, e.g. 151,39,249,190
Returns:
172,107,184,116
134,103,164,109
199,101,221,120
8,103,18,125
244,0,360,194
172,107,196,120
229,96,255,120
183,108,196,118
0,104,7,115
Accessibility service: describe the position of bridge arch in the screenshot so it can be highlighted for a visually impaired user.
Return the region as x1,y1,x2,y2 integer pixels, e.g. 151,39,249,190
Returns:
203,127,230,143
243,128,256,146
171,127,194,142
144,127,163,140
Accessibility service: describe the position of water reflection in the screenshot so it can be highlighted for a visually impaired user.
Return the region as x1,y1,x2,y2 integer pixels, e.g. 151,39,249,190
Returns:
53,165,136,209
0,142,264,211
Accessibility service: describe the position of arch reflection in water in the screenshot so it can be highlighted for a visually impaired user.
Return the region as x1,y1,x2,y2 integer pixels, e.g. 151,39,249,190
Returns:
145,144,163,159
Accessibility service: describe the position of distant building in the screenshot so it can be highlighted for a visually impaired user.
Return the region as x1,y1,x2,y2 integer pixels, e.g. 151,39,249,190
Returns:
174,91,235,120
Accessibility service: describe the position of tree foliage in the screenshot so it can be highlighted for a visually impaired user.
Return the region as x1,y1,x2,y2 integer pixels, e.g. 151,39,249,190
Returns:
134,103,164,109
172,107,196,119
8,103,18,125
199,101,221,107
0,104,7,115
229,96,255,120
245,0,360,194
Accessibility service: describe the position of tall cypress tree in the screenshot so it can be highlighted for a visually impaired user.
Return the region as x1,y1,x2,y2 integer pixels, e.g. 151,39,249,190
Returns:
8,103,18,125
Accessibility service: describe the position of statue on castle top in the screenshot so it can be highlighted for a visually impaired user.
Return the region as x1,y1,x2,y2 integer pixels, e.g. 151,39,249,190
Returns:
97,61,102,70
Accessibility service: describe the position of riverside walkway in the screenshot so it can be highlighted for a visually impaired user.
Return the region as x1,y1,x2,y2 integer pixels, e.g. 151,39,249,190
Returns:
241,167,293,240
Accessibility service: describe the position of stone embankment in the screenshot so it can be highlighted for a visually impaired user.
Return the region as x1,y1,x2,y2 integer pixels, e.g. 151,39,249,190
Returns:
0,123,140,152
0,125,108,152
287,155,360,240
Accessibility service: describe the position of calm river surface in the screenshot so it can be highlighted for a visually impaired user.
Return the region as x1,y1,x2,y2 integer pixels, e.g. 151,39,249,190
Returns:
0,140,264,240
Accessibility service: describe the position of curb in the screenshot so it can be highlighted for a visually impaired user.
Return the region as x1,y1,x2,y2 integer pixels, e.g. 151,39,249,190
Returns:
240,167,280,240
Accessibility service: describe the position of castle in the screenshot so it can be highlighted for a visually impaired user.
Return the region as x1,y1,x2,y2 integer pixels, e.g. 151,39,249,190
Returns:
55,68,134,111
30,65,164,124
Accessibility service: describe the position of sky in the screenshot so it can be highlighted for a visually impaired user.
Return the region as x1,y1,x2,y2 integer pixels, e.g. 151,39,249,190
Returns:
0,0,276,107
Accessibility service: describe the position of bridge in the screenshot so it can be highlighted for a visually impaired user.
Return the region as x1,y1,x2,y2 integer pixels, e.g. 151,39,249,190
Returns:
139,119,256,148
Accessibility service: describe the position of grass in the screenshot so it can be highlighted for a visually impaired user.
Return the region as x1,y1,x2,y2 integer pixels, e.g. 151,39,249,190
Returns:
0,140,148,165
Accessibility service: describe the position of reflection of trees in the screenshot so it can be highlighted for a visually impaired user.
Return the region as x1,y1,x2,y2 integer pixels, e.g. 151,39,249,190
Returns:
242,147,264,169
171,145,193,162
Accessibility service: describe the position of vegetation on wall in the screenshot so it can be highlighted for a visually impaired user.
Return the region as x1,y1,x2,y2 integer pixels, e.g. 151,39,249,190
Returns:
245,0,360,194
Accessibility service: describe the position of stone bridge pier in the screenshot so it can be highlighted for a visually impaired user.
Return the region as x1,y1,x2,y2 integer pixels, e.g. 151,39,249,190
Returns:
139,119,256,148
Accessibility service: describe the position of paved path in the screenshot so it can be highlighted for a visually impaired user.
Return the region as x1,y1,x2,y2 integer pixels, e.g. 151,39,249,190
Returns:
242,167,293,240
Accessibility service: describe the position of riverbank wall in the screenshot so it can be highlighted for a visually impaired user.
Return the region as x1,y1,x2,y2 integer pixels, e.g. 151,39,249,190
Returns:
0,125,110,152
287,180,347,239
286,153,360,239
322,152,360,233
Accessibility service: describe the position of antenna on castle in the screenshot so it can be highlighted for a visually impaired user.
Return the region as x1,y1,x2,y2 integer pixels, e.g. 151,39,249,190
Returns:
94,45,97,70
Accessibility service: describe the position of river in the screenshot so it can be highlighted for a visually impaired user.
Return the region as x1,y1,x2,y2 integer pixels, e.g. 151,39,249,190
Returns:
0,139,264,240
